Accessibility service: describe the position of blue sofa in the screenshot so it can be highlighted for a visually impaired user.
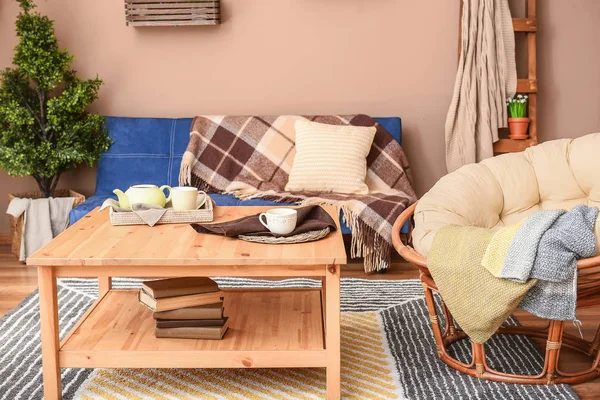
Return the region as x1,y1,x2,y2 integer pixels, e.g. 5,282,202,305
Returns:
70,117,408,234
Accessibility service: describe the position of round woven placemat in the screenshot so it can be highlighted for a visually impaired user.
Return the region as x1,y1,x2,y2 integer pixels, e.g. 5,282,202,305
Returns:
238,227,331,244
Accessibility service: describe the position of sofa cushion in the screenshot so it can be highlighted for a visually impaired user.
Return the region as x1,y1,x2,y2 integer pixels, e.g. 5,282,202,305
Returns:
69,195,113,226
377,117,402,145
285,120,376,194
96,117,193,195
412,132,600,257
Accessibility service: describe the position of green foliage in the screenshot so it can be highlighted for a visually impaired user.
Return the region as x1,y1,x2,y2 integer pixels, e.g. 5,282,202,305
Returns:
0,0,111,197
507,94,528,118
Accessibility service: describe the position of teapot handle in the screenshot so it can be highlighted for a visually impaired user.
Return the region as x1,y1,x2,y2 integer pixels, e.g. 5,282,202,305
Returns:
160,185,172,203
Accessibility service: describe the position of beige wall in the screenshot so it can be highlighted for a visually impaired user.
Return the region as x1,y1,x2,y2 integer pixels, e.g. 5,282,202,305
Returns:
0,0,599,233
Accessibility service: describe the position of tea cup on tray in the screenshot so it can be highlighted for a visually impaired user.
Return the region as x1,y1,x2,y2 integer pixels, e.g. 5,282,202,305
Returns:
259,208,297,235
171,187,208,211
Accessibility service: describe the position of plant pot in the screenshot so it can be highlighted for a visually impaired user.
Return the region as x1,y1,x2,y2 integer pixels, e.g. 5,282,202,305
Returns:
508,117,530,140
8,189,85,260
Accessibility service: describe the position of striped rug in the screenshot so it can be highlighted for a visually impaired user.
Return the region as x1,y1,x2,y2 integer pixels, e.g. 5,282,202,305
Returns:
0,278,578,399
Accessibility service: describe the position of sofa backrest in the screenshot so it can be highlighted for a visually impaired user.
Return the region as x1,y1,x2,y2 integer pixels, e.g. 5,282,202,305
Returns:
96,116,402,195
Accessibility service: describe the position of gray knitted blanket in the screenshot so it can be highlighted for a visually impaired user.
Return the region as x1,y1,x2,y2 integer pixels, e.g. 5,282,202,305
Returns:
500,205,598,320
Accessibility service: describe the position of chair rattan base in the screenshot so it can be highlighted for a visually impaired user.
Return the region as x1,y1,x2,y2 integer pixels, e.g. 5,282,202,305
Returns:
392,202,600,386
420,275,600,385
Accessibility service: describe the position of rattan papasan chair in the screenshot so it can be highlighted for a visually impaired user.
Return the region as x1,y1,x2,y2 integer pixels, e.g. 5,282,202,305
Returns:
392,132,600,385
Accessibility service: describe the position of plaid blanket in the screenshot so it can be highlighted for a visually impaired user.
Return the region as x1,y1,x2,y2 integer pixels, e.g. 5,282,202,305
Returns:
180,115,417,272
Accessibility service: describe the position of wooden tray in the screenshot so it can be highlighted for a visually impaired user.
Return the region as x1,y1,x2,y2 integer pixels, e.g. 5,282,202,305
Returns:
109,199,213,226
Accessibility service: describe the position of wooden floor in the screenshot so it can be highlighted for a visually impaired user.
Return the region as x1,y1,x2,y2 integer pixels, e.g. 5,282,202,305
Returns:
1,243,598,398
0,244,38,316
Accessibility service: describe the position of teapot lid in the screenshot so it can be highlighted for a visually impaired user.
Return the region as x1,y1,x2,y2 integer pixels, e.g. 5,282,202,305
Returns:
130,184,158,188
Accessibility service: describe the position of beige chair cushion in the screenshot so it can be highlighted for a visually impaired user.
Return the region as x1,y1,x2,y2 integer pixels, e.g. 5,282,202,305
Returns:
413,132,600,256
285,120,376,194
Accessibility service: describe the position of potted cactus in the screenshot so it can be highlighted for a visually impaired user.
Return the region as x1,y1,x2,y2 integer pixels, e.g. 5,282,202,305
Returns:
506,94,529,140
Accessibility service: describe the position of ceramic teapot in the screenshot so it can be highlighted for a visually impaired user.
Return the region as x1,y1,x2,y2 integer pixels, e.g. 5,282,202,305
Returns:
113,184,172,209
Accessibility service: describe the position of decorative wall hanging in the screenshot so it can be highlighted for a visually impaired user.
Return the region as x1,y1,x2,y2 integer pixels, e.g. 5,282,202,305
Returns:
125,0,220,27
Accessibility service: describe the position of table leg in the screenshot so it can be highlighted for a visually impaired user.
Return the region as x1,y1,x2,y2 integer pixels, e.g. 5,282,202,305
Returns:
325,264,341,399
98,276,112,296
321,276,327,334
38,265,62,399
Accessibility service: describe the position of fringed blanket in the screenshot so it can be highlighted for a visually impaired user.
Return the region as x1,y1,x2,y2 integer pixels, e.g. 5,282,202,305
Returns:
179,115,417,272
445,0,516,172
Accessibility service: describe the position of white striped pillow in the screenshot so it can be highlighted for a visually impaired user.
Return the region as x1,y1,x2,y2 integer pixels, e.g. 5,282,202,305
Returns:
285,120,377,194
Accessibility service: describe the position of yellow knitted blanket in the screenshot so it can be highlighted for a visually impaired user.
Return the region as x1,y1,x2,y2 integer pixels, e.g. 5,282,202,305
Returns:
481,221,524,276
428,225,535,343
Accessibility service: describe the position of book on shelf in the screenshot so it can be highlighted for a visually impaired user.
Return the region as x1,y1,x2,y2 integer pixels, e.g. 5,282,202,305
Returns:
155,317,229,340
142,277,219,299
155,318,226,329
138,289,224,313
153,303,224,320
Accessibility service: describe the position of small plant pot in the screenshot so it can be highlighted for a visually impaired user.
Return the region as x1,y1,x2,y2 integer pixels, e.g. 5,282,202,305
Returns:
508,117,530,140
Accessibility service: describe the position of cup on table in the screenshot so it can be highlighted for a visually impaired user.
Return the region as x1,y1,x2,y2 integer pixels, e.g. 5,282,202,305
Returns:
171,187,207,211
259,208,298,235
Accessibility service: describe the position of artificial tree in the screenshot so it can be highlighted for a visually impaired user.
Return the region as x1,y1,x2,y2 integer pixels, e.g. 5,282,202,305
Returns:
0,0,111,197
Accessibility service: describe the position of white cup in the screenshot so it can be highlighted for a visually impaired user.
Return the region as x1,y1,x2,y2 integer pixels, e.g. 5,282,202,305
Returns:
259,208,297,235
171,187,207,211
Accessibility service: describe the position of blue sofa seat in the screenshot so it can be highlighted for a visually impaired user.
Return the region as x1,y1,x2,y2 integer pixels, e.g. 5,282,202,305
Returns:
70,116,408,235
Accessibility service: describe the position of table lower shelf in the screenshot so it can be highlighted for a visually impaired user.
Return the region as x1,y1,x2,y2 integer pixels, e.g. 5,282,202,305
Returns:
59,289,327,368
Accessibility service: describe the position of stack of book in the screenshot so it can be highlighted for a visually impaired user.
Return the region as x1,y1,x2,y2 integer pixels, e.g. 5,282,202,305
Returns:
138,277,229,340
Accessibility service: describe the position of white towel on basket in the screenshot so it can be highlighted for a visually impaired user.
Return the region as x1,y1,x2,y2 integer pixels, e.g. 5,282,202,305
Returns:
6,197,75,261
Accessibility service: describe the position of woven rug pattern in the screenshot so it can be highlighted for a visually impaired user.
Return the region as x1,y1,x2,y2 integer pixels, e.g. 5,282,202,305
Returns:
0,278,579,399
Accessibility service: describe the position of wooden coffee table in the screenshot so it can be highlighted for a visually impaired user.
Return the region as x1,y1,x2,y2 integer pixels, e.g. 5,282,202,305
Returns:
28,206,347,400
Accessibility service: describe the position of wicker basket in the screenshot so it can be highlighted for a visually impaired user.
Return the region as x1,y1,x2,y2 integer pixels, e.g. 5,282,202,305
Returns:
109,198,214,226
238,227,331,244
8,189,86,259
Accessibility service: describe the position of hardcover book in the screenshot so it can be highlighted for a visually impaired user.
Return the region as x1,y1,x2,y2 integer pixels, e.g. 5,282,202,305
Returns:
155,318,226,329
153,303,224,320
155,318,229,340
142,277,219,299
138,289,224,313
